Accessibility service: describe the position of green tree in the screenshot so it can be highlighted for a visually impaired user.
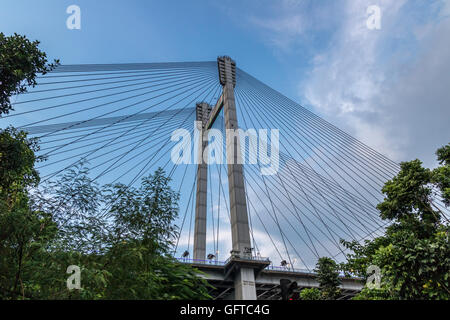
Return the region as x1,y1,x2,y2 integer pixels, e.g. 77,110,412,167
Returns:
315,257,341,299
0,32,59,116
0,32,59,298
98,168,211,299
0,127,42,199
30,166,211,300
299,288,322,300
0,128,56,299
342,144,450,300
432,143,450,206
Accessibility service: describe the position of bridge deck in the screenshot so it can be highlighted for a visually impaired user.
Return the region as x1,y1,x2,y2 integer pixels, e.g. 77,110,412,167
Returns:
178,258,363,300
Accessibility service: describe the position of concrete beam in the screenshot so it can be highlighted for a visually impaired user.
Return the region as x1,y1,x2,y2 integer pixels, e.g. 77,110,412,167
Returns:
206,93,224,130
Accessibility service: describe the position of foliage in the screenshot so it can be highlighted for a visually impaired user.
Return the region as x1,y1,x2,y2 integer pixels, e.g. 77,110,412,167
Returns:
342,144,450,300
0,33,59,116
299,288,322,300
104,167,180,254
98,168,210,299
0,128,56,299
432,143,450,206
340,237,390,279
32,163,104,254
351,287,392,300
0,127,43,197
314,257,341,299
1,164,211,300
26,166,212,300
377,159,438,227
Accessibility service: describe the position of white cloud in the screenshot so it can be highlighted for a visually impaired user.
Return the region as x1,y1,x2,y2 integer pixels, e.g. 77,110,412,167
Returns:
301,0,450,166
233,0,450,166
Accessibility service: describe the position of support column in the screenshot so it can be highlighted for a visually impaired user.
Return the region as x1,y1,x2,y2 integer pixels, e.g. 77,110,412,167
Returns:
193,102,211,261
218,56,257,300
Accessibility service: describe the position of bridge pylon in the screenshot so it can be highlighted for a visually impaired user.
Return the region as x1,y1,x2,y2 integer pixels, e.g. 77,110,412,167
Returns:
193,56,268,300
193,102,212,261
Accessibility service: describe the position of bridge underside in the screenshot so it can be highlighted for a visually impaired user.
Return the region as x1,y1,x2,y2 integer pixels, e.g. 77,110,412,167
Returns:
189,262,363,300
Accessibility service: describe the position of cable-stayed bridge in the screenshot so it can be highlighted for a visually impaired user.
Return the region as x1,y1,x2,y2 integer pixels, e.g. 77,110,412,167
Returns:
2,57,449,300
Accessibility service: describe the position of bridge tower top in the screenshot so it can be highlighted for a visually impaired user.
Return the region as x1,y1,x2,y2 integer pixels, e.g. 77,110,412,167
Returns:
218,56,236,87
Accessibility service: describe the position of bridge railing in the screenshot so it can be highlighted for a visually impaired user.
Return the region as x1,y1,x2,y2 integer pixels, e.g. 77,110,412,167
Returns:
264,265,314,274
176,258,227,266
224,254,271,264
176,257,315,274
176,258,358,280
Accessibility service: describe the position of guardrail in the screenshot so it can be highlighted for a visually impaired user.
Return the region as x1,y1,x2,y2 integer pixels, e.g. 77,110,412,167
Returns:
176,257,315,274
176,258,227,265
224,255,270,265
176,257,359,279
264,264,313,274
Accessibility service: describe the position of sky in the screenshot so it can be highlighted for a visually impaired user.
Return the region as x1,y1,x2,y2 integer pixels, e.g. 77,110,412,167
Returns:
1,0,449,166
1,0,449,267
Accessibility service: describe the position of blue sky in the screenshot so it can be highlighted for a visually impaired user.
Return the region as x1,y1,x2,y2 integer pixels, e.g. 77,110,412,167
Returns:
2,0,449,267
0,1,299,100
1,0,449,167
